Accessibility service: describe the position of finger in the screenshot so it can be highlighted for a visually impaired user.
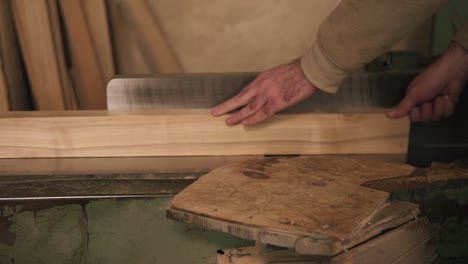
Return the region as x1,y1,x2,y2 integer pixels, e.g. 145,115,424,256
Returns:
211,87,257,116
433,96,445,121
386,96,415,118
242,103,275,126
410,107,421,122
225,96,267,126
420,102,433,122
443,95,455,117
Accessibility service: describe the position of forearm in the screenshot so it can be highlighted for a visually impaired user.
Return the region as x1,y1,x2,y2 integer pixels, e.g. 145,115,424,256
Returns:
301,0,448,93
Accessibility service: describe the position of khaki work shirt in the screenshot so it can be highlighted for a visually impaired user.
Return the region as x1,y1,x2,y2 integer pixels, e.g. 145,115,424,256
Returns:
301,0,468,93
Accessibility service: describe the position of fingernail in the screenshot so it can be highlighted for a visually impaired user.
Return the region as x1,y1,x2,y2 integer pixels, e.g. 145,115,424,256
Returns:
386,110,396,117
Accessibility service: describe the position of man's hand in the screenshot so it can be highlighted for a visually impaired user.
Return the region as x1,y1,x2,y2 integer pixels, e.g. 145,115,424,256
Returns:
211,60,317,126
387,42,468,122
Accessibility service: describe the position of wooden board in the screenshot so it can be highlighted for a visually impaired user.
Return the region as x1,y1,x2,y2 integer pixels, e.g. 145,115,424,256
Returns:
59,0,107,109
11,0,65,110
0,0,31,111
217,219,434,263
107,1,152,74
0,48,9,111
0,156,259,176
47,0,78,110
168,156,418,256
121,0,182,73
82,0,115,81
0,111,408,158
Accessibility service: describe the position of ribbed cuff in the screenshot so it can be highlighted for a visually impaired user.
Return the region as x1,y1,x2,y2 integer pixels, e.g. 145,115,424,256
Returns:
454,21,468,51
300,41,349,93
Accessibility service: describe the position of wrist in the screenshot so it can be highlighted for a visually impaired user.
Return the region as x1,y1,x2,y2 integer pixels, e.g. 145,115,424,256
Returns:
445,42,468,79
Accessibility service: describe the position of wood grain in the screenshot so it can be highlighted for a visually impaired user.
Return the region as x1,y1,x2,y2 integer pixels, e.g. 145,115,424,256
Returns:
168,156,417,256
82,0,115,81
47,0,78,110
0,156,259,176
59,0,106,109
121,0,182,73
11,0,65,110
0,0,30,111
108,0,152,74
0,111,409,158
0,58,9,111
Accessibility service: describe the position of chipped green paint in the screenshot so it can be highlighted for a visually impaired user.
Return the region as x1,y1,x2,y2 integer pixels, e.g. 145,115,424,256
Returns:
0,198,252,264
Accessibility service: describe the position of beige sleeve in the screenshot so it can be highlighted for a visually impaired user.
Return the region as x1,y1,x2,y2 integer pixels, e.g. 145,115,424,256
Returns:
454,21,468,50
301,0,447,93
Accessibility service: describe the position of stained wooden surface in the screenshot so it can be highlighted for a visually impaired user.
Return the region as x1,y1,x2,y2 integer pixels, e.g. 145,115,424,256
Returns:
0,111,408,158
168,156,418,255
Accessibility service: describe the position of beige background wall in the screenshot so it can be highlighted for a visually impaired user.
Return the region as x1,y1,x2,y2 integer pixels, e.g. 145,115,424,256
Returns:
111,0,433,74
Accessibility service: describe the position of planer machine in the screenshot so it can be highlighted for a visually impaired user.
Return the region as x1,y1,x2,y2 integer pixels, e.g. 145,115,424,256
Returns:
0,53,467,263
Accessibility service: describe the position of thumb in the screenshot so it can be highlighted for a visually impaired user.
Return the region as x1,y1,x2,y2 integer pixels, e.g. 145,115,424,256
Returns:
386,96,415,118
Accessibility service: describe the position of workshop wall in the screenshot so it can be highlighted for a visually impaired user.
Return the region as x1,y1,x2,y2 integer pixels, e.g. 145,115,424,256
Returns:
0,0,435,111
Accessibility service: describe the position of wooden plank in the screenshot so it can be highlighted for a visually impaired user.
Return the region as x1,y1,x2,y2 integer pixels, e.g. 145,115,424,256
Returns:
0,155,404,176
0,111,409,158
107,0,152,74
59,0,106,109
0,40,9,111
121,0,182,73
0,156,259,176
47,0,78,110
0,0,31,111
82,0,115,81
11,0,65,110
168,156,418,256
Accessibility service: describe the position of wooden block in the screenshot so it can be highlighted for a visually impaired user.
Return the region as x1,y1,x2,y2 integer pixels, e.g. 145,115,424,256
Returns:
82,0,115,81
0,111,408,158
59,0,107,109
0,0,31,111
11,0,65,110
121,0,182,73
168,156,418,256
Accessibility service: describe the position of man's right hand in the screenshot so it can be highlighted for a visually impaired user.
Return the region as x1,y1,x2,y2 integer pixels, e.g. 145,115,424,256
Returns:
211,59,317,126
387,42,468,122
